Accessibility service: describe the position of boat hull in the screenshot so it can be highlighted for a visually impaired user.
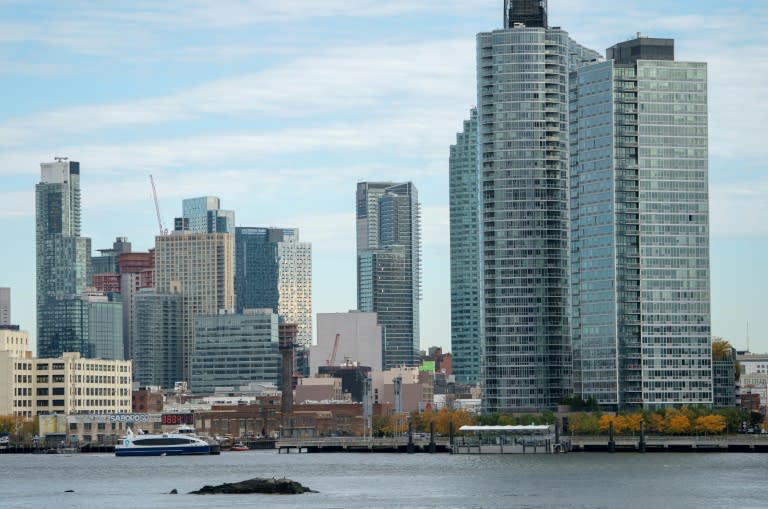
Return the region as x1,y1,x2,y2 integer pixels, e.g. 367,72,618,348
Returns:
115,445,211,457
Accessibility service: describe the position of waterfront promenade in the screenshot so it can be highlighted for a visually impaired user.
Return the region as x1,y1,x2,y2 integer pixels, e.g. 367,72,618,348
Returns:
276,434,768,453
3,434,768,454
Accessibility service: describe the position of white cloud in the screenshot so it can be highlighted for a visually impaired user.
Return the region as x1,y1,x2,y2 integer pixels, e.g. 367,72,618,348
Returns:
0,38,475,150
711,177,768,237
0,190,33,218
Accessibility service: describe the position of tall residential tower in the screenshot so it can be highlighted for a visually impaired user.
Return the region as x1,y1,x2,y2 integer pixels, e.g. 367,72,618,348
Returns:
357,182,421,369
35,159,92,358
475,3,600,411
235,227,312,348
570,36,712,410
449,109,482,384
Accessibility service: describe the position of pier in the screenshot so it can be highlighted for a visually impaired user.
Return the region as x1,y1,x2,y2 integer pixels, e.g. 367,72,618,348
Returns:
276,436,451,453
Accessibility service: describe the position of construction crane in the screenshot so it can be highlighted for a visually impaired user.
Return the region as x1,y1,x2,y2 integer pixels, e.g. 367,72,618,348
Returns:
326,333,341,366
149,175,167,236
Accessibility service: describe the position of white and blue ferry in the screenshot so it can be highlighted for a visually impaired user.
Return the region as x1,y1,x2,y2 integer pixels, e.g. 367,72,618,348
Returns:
115,427,211,457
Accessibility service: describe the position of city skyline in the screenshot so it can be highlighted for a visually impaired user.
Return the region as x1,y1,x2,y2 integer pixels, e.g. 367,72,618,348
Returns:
1,1,766,354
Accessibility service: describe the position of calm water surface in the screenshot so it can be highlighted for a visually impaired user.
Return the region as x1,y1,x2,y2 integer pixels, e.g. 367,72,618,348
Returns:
0,451,765,508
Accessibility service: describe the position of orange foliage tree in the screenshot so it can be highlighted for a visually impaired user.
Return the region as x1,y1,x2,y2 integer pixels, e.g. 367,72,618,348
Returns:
695,415,726,434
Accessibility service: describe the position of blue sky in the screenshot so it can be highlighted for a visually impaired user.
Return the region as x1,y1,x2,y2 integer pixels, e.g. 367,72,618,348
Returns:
1,0,766,354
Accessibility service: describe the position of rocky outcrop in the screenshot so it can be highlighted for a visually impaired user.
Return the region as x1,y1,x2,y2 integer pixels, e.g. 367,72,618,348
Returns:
190,477,316,495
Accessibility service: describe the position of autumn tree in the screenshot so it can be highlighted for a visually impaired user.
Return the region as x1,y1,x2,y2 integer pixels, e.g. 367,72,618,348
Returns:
568,413,600,434
646,413,666,433
666,415,691,434
624,413,644,434
695,415,726,434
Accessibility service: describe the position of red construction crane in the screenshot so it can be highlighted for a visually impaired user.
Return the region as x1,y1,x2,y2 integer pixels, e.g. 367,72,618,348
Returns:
326,333,341,366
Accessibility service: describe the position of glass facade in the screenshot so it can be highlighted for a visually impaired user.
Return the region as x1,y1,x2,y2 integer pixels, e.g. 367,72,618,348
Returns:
132,290,183,388
36,160,92,358
357,182,421,369
235,227,312,348
87,298,124,360
449,109,482,383
191,310,280,394
182,196,235,233
571,38,712,410
476,20,600,411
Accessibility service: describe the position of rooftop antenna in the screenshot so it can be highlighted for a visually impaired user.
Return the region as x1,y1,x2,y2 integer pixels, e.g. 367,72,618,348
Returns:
746,321,750,352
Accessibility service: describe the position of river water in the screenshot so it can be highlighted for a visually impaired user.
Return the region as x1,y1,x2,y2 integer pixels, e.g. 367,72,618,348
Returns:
0,451,765,508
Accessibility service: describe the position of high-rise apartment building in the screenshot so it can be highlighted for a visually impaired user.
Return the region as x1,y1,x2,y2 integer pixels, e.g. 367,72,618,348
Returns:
83,292,124,360
117,250,154,361
191,308,281,394
0,288,10,325
449,109,482,384
570,36,712,410
235,227,312,348
475,3,600,412
36,159,92,358
182,196,235,233
356,182,421,369
132,289,183,388
154,232,234,383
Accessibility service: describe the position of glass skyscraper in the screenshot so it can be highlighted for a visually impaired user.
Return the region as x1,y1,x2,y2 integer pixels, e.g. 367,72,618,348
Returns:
36,159,92,358
182,196,235,233
235,227,312,348
476,4,600,411
132,289,183,388
191,309,280,394
356,182,421,369
449,109,482,384
570,37,712,410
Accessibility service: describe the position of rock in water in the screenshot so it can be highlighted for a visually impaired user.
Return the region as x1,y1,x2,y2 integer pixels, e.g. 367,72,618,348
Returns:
190,477,316,495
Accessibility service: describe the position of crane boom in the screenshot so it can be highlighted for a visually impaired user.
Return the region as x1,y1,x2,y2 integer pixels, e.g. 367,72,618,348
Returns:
149,175,166,235
327,333,341,366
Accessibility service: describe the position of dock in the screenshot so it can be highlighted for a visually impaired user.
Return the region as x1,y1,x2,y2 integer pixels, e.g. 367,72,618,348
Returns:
276,437,451,453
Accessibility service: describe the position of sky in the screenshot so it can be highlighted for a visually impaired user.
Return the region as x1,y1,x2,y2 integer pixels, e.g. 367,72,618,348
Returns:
1,0,766,355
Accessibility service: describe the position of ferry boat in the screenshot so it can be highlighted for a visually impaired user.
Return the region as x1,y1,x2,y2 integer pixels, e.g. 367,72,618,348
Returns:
115,427,211,457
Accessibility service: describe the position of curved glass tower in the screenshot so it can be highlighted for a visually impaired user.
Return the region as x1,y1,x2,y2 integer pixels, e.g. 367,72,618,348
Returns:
477,3,600,411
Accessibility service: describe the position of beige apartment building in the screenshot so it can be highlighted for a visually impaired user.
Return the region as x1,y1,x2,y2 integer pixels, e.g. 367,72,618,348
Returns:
0,327,132,418
154,232,234,384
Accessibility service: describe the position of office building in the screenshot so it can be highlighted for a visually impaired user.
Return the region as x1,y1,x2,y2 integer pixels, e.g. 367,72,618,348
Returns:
356,182,421,369
191,308,281,394
182,196,235,233
310,311,383,375
570,36,712,409
83,292,124,360
449,109,482,384
0,288,10,325
155,232,235,383
36,159,92,358
132,289,183,388
235,227,312,348
475,3,600,412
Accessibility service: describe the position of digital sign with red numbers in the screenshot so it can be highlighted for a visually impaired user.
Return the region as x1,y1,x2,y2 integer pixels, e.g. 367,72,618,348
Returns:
161,414,194,426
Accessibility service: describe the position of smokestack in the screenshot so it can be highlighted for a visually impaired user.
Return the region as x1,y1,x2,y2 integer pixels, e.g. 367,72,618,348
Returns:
279,323,298,418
